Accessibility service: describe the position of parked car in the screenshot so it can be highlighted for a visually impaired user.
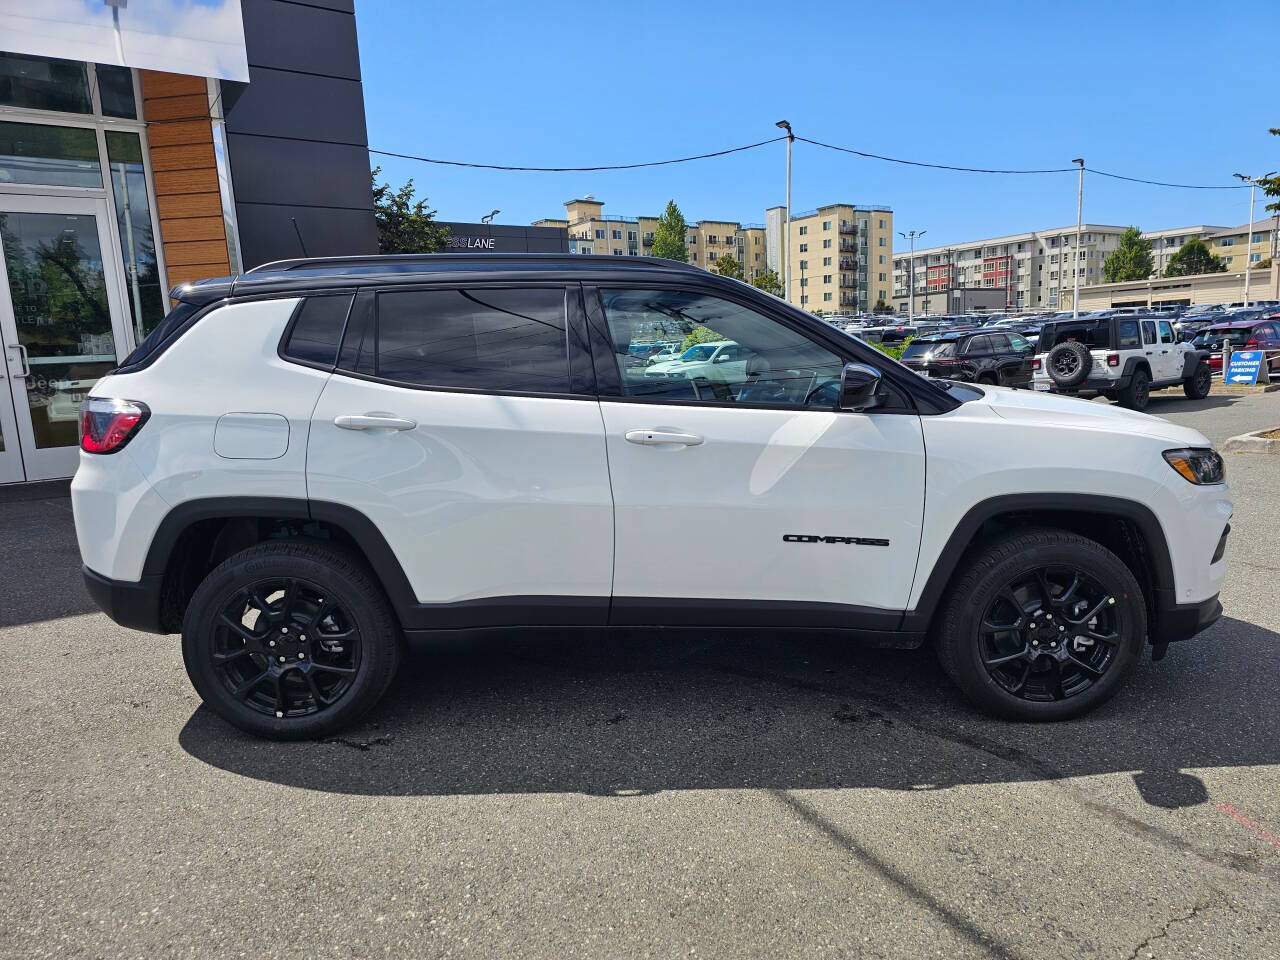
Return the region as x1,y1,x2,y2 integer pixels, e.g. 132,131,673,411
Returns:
643,340,748,384
1032,315,1212,409
898,330,1035,386
74,254,1229,739
1191,319,1280,373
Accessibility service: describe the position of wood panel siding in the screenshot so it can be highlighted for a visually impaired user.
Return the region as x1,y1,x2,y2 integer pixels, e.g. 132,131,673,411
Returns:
139,70,230,292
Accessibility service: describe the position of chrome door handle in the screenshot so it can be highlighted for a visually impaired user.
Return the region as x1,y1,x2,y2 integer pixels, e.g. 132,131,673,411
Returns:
334,414,417,431
5,343,29,378
625,429,703,446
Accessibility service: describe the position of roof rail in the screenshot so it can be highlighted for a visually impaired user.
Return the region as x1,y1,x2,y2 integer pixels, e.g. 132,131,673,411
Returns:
244,252,705,275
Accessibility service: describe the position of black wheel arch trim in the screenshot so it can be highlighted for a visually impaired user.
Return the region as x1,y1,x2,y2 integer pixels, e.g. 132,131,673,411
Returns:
1180,350,1211,379
1120,356,1151,380
901,493,1177,636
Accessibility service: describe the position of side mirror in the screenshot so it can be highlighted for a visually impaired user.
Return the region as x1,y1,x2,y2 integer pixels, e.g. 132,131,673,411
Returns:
838,362,884,412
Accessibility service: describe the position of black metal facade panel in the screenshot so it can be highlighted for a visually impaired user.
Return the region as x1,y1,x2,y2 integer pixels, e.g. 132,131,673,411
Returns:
220,67,368,144
438,222,571,254
235,203,380,266
238,0,362,79
225,0,377,268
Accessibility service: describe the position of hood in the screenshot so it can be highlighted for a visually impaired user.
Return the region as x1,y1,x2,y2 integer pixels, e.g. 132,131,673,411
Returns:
647,358,699,372
975,385,1212,446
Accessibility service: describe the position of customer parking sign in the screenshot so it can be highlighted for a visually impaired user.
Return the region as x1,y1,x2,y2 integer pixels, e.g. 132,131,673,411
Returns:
1225,351,1264,385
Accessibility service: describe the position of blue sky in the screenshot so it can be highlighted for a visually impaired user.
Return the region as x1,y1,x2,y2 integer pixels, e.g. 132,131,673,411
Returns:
358,0,1280,248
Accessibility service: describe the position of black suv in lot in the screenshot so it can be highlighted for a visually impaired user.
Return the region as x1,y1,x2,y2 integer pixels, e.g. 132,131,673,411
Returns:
899,330,1035,386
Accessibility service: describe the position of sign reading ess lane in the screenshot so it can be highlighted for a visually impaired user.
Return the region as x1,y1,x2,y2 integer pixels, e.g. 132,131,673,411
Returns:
1225,351,1265,385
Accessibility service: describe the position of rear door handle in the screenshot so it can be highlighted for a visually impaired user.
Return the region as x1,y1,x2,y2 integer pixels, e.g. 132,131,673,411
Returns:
625,429,703,446
334,414,417,431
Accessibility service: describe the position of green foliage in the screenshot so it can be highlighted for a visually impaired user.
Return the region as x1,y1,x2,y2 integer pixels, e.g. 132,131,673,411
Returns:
651,200,689,262
371,166,449,254
712,253,743,279
1261,129,1280,213
872,297,894,314
871,337,913,360
1102,227,1154,282
679,325,724,352
751,268,783,295
1164,236,1226,277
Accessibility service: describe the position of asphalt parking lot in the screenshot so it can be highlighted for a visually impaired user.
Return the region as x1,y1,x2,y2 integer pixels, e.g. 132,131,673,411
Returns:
3,390,1279,960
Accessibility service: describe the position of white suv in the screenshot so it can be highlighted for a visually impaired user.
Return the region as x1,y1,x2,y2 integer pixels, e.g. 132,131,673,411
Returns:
73,255,1231,739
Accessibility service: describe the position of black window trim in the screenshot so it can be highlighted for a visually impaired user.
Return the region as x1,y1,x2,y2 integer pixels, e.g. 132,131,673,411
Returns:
328,281,595,401
582,281,922,415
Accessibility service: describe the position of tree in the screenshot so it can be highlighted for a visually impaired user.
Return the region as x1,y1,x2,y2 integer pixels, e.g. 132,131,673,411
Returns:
371,166,449,254
712,253,743,279
1258,128,1280,214
872,297,894,314
1102,227,1154,282
650,200,688,262
679,324,724,352
751,268,783,296
1164,236,1226,277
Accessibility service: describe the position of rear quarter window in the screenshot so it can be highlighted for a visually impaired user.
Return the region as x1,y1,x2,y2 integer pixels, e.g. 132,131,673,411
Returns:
1116,320,1141,349
280,294,354,368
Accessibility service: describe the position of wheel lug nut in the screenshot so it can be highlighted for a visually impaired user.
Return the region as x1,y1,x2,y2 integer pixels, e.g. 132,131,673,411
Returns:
281,627,288,633
1046,614,1053,621
278,656,286,663
1032,640,1039,646
275,711,283,718
1059,625,1065,632
299,635,306,642
298,652,305,659
269,640,276,647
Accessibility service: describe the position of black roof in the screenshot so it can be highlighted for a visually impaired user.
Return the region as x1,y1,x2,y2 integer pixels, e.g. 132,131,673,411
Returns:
171,254,719,306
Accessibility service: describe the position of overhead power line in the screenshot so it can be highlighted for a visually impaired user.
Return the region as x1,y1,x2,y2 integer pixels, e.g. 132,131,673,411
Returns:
369,136,787,172
1082,167,1249,190
795,136,1076,175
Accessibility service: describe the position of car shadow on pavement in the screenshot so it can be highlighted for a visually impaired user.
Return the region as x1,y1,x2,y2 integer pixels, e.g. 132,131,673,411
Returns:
178,615,1280,809
0,498,100,628
1145,393,1240,413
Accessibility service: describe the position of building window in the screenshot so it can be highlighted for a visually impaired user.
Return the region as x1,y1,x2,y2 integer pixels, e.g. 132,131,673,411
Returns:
799,243,807,252
823,274,832,283
878,272,886,281
690,252,697,262
1221,237,1235,246
800,295,808,304
799,225,808,235
627,230,637,242
822,256,832,266
799,259,808,270
878,237,885,246
594,229,605,239
613,248,622,256
822,220,831,230
609,229,620,240
878,219,886,229
800,278,807,287
823,292,832,301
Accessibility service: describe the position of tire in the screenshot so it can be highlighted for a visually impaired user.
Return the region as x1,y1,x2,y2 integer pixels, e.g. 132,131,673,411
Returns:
1116,367,1150,410
977,372,998,385
182,541,402,740
1183,363,1212,400
1047,342,1092,387
935,528,1146,721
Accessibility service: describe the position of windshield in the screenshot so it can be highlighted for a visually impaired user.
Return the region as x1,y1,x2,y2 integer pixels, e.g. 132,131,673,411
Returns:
679,344,719,361
900,341,954,360
1193,328,1250,348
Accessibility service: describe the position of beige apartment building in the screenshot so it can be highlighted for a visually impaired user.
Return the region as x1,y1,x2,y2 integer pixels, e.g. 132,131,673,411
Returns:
1140,226,1229,276
1205,220,1280,271
1066,263,1280,311
892,225,1128,312
767,204,894,312
534,197,767,280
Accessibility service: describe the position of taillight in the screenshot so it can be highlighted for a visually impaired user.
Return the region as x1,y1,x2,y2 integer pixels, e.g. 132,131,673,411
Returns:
1246,339,1259,348
1032,358,1042,370
79,397,149,454
1107,353,1120,367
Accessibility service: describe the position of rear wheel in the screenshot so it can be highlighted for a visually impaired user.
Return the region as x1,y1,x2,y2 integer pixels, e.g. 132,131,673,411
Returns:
1183,363,1212,400
182,541,401,740
1117,368,1150,410
935,529,1146,721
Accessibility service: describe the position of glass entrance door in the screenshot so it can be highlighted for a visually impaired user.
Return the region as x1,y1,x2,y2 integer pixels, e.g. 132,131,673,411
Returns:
0,194,133,483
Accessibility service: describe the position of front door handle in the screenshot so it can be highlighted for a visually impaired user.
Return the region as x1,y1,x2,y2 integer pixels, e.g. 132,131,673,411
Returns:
625,429,703,446
334,414,417,432
5,343,29,378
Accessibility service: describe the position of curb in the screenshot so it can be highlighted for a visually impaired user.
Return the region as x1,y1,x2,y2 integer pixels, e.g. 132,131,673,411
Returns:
1222,429,1280,455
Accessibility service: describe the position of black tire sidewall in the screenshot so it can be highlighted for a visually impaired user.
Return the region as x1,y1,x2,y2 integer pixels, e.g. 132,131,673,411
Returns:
182,543,400,740
940,535,1146,721
1184,365,1211,399
1048,342,1092,387
1121,369,1150,409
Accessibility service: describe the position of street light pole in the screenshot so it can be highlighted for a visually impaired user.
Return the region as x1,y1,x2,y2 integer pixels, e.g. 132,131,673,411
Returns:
1233,172,1275,307
776,121,793,304
1072,158,1084,319
898,229,925,324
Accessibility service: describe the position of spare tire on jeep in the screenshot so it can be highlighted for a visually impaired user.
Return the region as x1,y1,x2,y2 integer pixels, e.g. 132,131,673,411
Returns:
1047,341,1092,387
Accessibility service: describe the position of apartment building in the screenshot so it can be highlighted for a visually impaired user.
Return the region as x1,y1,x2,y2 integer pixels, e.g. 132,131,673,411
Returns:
768,204,894,312
892,225,1128,311
534,197,767,279
1141,226,1229,276
1205,220,1280,271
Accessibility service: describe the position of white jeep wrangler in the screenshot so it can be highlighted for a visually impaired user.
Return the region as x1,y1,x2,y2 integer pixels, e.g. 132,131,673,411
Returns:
73,256,1231,739
1032,314,1212,410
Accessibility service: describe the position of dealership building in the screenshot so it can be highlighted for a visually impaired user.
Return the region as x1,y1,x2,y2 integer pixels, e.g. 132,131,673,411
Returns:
0,0,377,486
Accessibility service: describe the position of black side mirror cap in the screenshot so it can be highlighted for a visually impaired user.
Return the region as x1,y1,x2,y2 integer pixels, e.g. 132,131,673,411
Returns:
838,362,884,412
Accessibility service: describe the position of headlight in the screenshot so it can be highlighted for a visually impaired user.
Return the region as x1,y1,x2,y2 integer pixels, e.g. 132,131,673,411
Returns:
1163,448,1225,485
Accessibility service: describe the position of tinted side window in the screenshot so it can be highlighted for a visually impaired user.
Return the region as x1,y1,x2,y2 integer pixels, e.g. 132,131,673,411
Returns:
966,335,991,355
598,288,844,407
1117,320,1141,348
355,288,569,393
281,294,353,367
1141,321,1157,345
987,333,1013,352
1158,321,1175,344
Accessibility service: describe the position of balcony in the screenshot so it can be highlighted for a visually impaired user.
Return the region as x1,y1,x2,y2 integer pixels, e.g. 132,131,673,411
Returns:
839,221,855,234
839,258,856,271
839,241,855,252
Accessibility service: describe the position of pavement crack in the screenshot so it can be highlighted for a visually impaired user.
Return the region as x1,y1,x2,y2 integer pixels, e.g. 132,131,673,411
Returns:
1124,897,1220,960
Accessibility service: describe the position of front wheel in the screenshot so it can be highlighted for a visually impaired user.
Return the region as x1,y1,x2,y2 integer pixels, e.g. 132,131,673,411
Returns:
182,541,402,740
1183,363,1212,400
935,529,1146,721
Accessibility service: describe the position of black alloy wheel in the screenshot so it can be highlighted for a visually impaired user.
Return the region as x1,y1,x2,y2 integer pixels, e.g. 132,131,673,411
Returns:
212,577,360,719
978,566,1121,702
183,541,401,739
